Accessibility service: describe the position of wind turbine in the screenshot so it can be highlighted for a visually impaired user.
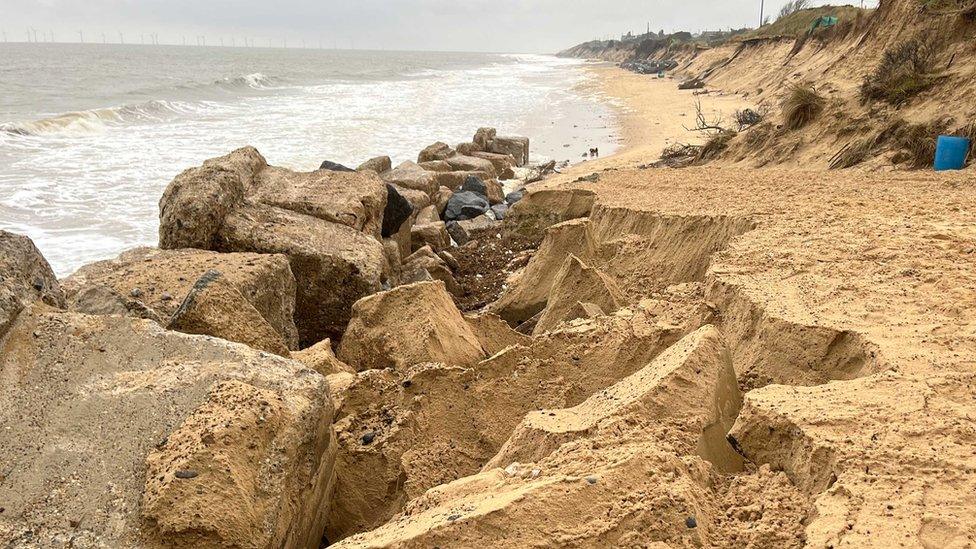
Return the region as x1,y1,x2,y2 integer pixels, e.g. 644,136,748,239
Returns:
79,30,84,43
119,32,124,44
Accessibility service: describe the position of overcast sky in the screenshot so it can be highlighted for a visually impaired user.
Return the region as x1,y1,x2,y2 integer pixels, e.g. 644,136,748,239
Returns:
1,0,874,52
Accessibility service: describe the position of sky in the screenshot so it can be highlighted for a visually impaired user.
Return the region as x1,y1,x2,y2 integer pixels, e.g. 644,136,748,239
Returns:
0,0,877,52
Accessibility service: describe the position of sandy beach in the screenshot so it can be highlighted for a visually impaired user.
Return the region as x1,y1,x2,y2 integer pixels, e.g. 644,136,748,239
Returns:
551,63,751,181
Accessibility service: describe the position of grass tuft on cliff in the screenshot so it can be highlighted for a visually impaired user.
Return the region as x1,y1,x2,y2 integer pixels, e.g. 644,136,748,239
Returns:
782,84,825,131
860,38,935,106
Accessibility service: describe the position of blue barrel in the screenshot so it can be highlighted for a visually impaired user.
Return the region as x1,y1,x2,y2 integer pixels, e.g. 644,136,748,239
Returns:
934,135,970,171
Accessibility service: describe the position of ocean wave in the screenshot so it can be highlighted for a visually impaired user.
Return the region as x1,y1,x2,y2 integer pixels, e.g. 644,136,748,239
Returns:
212,72,278,90
0,99,200,137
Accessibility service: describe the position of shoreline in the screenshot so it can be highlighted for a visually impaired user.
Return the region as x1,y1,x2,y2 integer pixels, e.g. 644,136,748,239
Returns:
578,63,751,164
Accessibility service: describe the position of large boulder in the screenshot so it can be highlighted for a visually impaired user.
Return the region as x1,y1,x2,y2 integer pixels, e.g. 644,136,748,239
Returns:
0,308,337,548
429,169,494,192
337,281,485,371
247,165,387,239
533,255,623,334
356,156,392,174
158,147,259,249
167,270,291,356
0,231,64,337
473,127,496,151
62,246,299,349
380,161,439,197
442,154,496,177
216,204,387,346
471,151,516,179
417,142,455,163
410,221,450,253
400,246,460,295
159,147,388,243
489,135,530,166
443,191,490,222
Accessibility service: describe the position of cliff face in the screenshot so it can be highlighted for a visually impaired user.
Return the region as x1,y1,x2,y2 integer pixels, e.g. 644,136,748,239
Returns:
564,0,976,171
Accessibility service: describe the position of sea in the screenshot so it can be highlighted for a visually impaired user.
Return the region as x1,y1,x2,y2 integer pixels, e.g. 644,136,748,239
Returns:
0,44,618,276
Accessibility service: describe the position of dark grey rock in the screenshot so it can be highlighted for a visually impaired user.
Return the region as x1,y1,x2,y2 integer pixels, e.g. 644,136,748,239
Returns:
382,184,414,238
490,203,509,220
504,189,525,205
444,191,489,222
460,175,487,198
319,160,355,172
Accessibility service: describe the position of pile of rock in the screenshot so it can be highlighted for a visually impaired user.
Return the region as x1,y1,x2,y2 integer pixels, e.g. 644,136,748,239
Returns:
0,127,547,548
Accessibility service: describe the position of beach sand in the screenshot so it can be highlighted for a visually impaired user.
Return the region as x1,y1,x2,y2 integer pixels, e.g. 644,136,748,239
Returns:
545,64,752,182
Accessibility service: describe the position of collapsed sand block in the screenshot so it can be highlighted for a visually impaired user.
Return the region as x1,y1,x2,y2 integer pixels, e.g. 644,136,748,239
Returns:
0,230,65,337
380,161,439,197
729,372,976,548
400,246,460,296
292,338,356,376
247,165,387,239
62,246,300,350
487,325,743,472
587,206,756,296
337,281,485,371
216,203,388,347
565,301,605,321
533,254,623,334
463,312,532,356
0,308,337,548
327,299,709,540
167,270,291,356
707,276,884,389
332,438,716,548
492,218,594,325
142,379,337,549
507,187,596,229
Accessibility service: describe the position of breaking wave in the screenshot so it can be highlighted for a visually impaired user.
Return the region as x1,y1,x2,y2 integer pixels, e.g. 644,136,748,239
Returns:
1,73,278,137
0,99,201,137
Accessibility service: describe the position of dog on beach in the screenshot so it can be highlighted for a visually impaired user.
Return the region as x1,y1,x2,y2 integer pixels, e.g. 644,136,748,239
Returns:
589,147,600,158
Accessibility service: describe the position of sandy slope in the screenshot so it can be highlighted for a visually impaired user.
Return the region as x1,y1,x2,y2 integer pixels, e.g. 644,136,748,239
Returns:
497,61,976,547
